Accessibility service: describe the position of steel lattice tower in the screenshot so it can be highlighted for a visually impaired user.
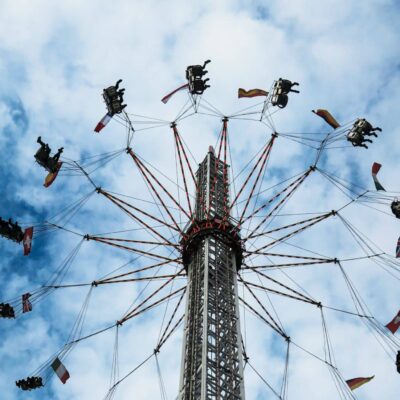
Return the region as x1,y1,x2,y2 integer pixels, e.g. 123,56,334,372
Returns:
179,144,245,400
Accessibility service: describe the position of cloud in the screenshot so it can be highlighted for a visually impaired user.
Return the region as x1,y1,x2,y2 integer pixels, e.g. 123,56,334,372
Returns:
0,1,399,399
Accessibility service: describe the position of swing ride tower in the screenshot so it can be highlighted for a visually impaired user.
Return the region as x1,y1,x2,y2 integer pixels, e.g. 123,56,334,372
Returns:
179,138,246,400
5,66,399,400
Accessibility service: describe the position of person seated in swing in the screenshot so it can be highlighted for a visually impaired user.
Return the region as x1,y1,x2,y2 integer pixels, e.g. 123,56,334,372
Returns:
34,136,51,166
353,118,382,137
103,79,122,98
186,60,211,81
28,376,43,389
34,377,43,387
396,350,400,374
0,303,15,318
16,379,30,391
277,78,300,94
117,87,125,100
271,92,288,108
186,60,211,95
271,78,299,108
9,219,24,242
116,88,126,107
110,98,127,114
103,79,127,115
0,218,22,241
189,77,210,95
45,153,63,174
52,147,64,164
16,376,43,390
346,129,373,149
34,137,63,173
391,200,400,219
0,217,11,237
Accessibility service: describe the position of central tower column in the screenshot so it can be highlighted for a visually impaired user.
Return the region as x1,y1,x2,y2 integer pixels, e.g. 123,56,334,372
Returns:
179,146,245,400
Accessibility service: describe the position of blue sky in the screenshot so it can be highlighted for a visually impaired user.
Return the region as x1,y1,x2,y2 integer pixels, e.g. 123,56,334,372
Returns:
0,1,400,399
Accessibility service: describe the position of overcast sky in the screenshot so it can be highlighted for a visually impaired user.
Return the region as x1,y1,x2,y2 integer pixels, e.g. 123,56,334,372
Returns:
0,1,400,399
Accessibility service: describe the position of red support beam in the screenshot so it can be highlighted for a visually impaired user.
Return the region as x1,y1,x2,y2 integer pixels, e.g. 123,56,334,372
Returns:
128,150,191,233
238,134,276,224
99,260,179,283
249,212,333,253
243,251,330,262
248,213,331,240
243,259,334,270
172,124,194,219
103,190,180,232
119,268,185,323
89,236,178,248
173,128,209,218
96,274,186,285
122,286,186,323
92,237,182,263
174,128,197,186
229,135,276,212
243,169,313,239
222,119,229,221
100,190,177,245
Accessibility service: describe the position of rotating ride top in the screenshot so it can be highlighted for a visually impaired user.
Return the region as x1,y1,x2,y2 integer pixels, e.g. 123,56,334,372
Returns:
1,59,400,400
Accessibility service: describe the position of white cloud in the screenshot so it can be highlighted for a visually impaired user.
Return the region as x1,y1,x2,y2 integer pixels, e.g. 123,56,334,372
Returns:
0,1,399,399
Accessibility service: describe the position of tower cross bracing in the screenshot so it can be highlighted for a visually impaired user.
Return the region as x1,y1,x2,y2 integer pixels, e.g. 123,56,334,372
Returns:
179,146,245,400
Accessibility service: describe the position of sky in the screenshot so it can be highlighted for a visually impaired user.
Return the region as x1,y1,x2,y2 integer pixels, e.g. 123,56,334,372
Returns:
0,0,400,399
